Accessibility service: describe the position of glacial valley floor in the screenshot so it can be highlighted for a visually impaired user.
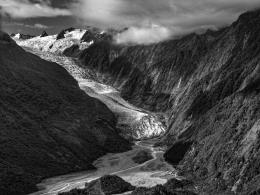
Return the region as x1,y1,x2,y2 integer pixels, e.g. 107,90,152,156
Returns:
22,48,175,195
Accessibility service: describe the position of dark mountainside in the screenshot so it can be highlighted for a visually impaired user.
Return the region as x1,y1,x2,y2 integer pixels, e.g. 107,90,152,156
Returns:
0,32,131,195
77,10,260,194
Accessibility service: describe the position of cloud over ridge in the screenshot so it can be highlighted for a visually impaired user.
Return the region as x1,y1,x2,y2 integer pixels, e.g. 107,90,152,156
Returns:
72,0,260,44
115,25,171,45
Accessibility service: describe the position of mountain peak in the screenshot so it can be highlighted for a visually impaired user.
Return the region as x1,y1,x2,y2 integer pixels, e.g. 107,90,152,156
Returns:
234,8,260,27
40,31,48,37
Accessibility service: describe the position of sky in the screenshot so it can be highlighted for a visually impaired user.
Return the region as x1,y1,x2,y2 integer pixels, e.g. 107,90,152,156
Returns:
1,0,260,43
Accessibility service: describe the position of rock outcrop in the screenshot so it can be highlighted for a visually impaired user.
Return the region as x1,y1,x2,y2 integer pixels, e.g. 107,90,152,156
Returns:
59,175,135,195
78,9,260,194
0,32,131,195
40,31,48,37
80,29,113,43
56,27,76,40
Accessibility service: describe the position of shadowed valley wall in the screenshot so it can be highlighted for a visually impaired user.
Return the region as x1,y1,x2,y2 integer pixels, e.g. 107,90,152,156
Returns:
0,32,131,195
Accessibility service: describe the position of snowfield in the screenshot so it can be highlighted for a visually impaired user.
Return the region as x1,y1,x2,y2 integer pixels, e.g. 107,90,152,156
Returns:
14,29,93,54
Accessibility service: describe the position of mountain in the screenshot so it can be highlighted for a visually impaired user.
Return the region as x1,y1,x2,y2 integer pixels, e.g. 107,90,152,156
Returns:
77,9,260,194
14,28,89,55
15,27,116,58
0,32,131,195
40,31,48,38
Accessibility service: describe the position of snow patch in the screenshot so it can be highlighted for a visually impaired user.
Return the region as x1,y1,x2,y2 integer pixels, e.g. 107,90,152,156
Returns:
64,29,86,40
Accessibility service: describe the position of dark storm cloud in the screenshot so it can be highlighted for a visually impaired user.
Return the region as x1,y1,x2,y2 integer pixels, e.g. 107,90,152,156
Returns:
1,0,260,43
0,0,75,34
74,0,260,28
0,0,71,18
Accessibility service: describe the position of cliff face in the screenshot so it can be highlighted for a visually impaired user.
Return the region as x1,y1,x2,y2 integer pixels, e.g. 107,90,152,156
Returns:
0,32,131,195
79,10,260,194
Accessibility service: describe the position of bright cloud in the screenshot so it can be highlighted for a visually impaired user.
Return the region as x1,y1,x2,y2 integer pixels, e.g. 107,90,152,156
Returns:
71,0,260,43
115,25,171,45
34,23,48,29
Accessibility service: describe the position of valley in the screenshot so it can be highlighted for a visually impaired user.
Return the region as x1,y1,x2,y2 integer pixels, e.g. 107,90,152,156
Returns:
22,47,166,140
19,43,170,194
2,8,260,195
30,141,176,195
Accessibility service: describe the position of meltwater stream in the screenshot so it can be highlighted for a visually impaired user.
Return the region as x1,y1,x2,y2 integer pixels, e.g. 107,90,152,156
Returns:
30,141,177,195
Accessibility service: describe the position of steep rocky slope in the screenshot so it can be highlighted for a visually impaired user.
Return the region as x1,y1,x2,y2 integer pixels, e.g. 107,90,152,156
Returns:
0,32,131,195
78,9,260,194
